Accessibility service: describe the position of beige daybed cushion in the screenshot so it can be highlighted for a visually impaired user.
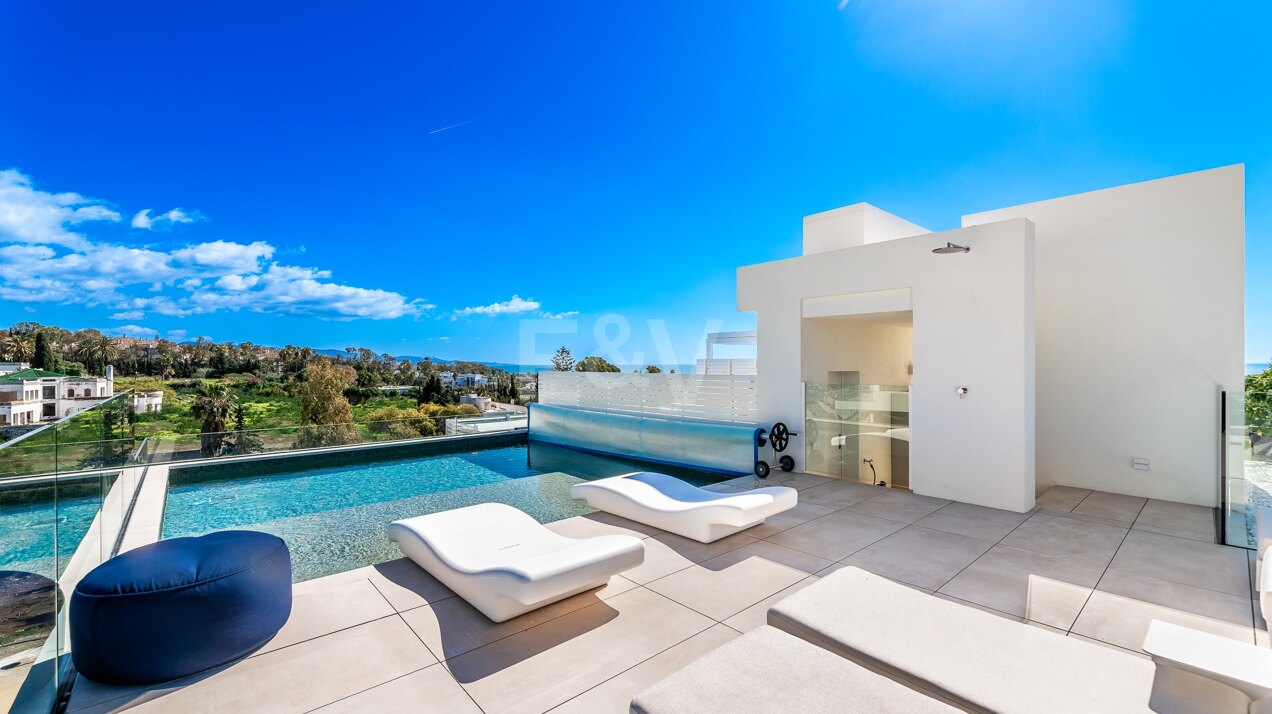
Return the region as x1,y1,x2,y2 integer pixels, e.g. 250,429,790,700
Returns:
630,625,958,714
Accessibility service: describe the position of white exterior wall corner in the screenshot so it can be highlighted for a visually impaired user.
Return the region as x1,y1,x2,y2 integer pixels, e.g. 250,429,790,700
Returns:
963,165,1243,507
739,218,1037,512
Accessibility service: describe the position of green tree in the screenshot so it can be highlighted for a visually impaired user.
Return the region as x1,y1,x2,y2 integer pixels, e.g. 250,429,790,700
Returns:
575,355,621,372
551,346,575,371
227,403,264,455
297,361,359,447
1248,364,1272,454
33,331,57,371
190,381,237,455
1,332,34,362
645,364,662,374
77,335,118,376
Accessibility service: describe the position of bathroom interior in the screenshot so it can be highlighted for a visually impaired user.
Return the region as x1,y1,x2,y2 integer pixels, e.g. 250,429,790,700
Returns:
802,310,912,488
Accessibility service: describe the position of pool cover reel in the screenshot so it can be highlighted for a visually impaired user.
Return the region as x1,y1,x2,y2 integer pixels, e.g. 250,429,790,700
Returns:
528,403,760,475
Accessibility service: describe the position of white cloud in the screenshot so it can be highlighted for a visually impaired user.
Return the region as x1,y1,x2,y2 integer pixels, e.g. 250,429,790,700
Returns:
541,310,578,320
104,324,160,339
454,295,541,318
166,329,188,341
131,207,201,230
0,169,433,321
0,169,120,249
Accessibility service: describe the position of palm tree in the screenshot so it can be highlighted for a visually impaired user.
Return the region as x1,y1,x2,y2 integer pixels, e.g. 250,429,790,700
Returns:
190,382,237,455
76,335,118,376
1,332,34,362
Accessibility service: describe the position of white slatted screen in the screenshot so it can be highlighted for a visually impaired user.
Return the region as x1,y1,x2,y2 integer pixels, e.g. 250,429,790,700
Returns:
538,371,758,424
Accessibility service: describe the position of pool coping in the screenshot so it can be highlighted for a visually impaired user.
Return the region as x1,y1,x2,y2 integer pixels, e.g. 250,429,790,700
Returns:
160,429,528,473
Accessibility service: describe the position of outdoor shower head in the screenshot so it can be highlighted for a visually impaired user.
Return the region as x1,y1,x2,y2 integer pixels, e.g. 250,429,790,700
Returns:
932,242,971,254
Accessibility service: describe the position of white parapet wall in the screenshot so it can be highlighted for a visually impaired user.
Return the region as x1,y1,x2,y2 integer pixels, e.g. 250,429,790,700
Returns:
538,371,758,425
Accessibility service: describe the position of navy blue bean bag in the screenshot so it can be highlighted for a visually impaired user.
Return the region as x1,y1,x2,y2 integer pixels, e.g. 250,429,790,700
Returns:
70,530,292,684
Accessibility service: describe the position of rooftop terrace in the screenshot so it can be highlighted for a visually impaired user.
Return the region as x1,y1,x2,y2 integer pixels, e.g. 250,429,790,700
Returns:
64,473,1252,714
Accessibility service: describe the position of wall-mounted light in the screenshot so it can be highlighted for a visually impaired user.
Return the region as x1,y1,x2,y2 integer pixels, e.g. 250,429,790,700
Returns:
957,387,969,398
933,242,970,254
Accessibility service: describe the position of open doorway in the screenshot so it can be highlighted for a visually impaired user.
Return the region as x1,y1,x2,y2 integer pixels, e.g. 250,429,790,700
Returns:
802,310,912,487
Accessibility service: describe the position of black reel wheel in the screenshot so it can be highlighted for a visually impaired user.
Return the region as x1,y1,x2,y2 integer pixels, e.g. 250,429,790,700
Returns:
754,461,770,478
778,455,795,472
769,422,790,453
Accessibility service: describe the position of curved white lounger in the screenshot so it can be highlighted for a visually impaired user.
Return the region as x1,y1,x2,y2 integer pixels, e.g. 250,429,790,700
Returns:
388,503,645,622
571,472,798,543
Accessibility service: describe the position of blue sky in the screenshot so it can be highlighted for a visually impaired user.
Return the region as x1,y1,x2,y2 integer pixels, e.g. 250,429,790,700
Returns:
1,1,1269,365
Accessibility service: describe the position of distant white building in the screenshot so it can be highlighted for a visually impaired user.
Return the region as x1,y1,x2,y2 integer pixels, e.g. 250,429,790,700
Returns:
460,394,492,412
454,373,489,389
133,390,164,414
0,362,30,376
0,368,115,425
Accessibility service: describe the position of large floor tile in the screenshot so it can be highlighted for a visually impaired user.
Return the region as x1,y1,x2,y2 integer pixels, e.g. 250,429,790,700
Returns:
256,578,395,655
913,501,1030,542
1132,500,1217,543
362,558,458,612
932,592,1023,623
1068,491,1148,526
1109,529,1249,597
797,480,884,509
644,541,834,620
446,588,714,714
311,664,480,714
69,617,436,714
938,544,1103,629
618,531,756,585
1095,568,1253,628
401,575,637,660
722,575,817,633
720,472,834,491
742,501,836,539
1034,485,1091,513
764,509,905,561
841,525,994,591
999,512,1127,567
844,489,951,524
548,624,740,714
1072,589,1255,652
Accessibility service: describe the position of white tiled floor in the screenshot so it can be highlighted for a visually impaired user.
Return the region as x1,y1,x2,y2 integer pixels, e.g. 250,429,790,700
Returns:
65,474,1257,713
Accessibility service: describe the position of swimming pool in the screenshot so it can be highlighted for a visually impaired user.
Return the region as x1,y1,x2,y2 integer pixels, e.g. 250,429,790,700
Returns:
162,436,729,581
0,480,106,579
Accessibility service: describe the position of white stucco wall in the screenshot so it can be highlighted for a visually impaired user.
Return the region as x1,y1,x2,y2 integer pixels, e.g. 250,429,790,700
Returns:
803,203,930,255
740,218,1037,512
963,165,1244,506
801,318,913,387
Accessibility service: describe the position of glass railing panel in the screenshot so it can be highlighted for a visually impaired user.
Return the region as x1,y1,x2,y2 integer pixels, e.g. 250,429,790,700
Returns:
0,393,138,714
1230,389,1272,548
136,411,528,465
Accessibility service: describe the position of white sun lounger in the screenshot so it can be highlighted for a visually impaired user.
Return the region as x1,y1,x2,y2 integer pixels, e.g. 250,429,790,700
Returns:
388,503,644,622
570,471,798,543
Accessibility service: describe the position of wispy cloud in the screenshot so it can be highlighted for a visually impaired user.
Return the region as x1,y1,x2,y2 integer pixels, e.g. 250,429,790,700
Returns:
540,310,578,320
0,169,120,250
131,207,202,230
453,295,541,319
166,329,188,341
0,169,434,321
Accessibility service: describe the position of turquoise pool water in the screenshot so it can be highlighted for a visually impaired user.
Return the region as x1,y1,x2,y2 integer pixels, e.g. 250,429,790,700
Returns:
163,440,728,581
0,481,106,578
